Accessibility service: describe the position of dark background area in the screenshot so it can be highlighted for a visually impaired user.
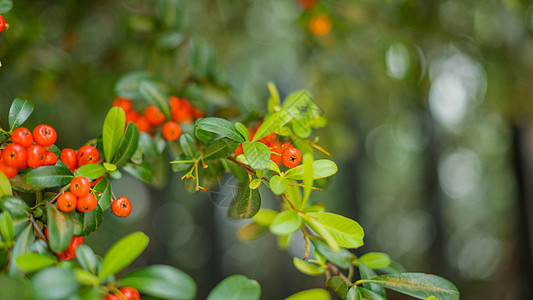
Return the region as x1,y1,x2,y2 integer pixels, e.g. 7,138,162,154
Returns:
2,0,533,299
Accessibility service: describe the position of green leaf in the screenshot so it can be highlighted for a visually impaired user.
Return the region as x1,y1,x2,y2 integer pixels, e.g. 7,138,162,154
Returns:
270,210,302,236
118,265,197,300
74,164,106,180
15,253,56,273
249,178,261,190
99,232,149,280
76,245,99,275
30,267,79,299
139,132,159,159
356,273,459,300
0,274,30,300
75,269,99,286
234,122,250,141
234,179,261,218
252,209,278,226
284,289,330,300
345,287,386,300
0,172,13,198
293,257,324,276
242,141,270,170
8,224,33,275
310,238,352,269
73,206,103,236
302,213,339,251
206,275,260,300
269,175,288,195
252,110,296,142
378,260,406,274
359,252,391,269
285,160,338,180
112,122,140,168
237,223,269,241
292,119,312,139
122,162,154,184
26,165,74,188
284,183,302,208
47,204,74,252
10,174,44,193
302,154,313,207
328,276,350,298
8,97,34,131
94,177,112,211
267,81,280,113
425,297,439,300
358,262,385,297
0,196,30,236
306,212,364,249
103,107,126,163
179,134,197,158
139,81,171,119
0,211,14,243
203,138,237,160
196,118,244,143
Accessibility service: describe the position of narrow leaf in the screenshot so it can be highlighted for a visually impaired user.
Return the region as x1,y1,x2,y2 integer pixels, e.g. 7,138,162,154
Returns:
47,204,74,252
112,122,140,167
0,212,14,243
302,154,313,207
99,232,149,280
103,107,126,162
179,134,197,158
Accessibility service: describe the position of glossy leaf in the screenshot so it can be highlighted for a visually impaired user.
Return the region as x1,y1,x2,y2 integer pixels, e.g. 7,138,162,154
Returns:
203,138,238,160
285,160,338,180
74,164,106,180
356,273,460,300
8,224,33,275
345,287,386,300
179,134,197,159
103,107,126,163
234,122,250,141
30,267,79,299
242,141,270,170
235,180,261,218
8,97,34,131
139,81,171,119
358,262,386,297
0,211,14,244
252,109,296,142
47,204,74,252
94,177,112,211
15,253,56,273
76,245,99,275
118,265,197,300
269,175,288,195
302,213,339,251
73,206,103,236
206,275,260,300
249,178,261,190
311,238,352,269
306,212,364,249
123,162,154,184
270,210,302,236
26,165,74,188
99,232,149,280
293,257,324,276
112,122,140,167
196,118,244,143
0,196,30,236
0,172,12,198
284,289,330,300
328,276,350,298
359,252,391,269
9,174,44,193
252,209,278,226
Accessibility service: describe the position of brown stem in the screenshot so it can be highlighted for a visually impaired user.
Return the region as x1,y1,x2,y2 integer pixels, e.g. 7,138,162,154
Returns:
30,215,47,242
326,262,354,287
226,156,271,183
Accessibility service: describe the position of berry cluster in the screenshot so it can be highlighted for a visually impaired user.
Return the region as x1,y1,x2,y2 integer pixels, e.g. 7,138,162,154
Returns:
113,95,203,141
0,125,58,178
57,176,97,213
60,145,99,172
234,126,302,169
105,286,140,300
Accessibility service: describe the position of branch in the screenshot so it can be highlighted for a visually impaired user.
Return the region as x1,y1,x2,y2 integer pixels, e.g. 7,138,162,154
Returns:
326,262,354,287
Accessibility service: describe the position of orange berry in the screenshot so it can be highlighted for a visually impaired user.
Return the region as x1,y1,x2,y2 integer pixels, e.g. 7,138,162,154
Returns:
70,176,91,197
60,148,77,171
281,147,301,168
77,193,98,212
11,127,34,148
134,116,151,132
309,14,332,36
33,124,57,147
57,192,77,213
162,121,182,141
144,105,165,126
113,97,132,113
112,197,132,217
77,145,99,166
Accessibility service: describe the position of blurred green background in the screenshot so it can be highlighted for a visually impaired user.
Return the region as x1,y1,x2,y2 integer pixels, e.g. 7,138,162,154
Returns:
2,0,533,299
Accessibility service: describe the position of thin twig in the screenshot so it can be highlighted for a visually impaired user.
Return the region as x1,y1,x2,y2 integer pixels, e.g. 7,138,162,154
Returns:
326,262,354,287
30,215,47,242
226,156,271,183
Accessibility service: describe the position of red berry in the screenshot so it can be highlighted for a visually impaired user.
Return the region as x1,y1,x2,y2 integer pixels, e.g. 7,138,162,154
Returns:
60,148,77,171
234,144,243,156
0,157,17,179
11,127,34,148
0,15,5,33
170,96,194,123
33,124,57,147
57,192,77,213
70,176,91,197
44,151,58,166
27,144,46,168
281,147,301,168
119,286,140,300
105,295,121,300
77,145,99,166
65,236,83,258
77,193,97,212
112,197,132,217
125,110,141,125
134,116,151,132
113,97,132,113
3,143,27,169
162,121,181,141
144,105,165,126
